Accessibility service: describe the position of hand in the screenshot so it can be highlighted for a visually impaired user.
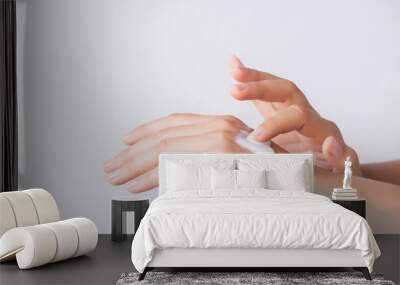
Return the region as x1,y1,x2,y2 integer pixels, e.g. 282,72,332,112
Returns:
104,114,251,193
229,55,361,174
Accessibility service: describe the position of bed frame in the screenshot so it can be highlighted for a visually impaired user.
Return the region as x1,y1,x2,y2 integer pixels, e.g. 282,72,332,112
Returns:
139,248,370,280
138,154,372,281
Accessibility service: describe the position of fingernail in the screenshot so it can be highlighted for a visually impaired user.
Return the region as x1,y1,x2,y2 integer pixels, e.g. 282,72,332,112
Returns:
104,161,115,172
232,54,246,70
107,169,120,182
236,84,248,91
249,128,265,140
123,134,130,141
236,60,245,69
239,129,251,136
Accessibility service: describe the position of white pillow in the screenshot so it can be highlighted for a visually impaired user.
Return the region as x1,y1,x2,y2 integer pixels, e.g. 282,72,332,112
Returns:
211,169,267,190
167,163,209,191
211,168,236,190
268,161,307,191
167,160,235,191
238,159,308,191
236,169,267,189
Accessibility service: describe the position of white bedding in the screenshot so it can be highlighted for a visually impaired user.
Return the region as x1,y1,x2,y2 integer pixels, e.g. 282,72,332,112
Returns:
131,190,380,273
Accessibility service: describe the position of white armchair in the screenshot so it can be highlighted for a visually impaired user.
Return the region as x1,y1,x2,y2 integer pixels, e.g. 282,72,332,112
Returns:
0,189,97,269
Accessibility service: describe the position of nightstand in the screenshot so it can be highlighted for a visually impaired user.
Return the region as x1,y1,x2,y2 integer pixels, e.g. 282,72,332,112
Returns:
332,198,366,218
111,195,150,242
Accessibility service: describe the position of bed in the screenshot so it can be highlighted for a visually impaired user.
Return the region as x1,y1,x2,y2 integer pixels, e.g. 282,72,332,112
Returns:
131,153,380,280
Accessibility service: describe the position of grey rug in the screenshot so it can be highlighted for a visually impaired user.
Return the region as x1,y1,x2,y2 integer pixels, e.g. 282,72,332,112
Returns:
116,272,396,285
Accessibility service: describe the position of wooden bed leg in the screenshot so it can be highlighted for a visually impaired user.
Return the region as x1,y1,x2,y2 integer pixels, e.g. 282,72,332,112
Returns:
354,267,372,280
138,268,147,281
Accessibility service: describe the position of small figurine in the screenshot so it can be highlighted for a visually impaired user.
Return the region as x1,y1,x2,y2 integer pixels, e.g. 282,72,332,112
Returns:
332,157,358,199
342,157,352,189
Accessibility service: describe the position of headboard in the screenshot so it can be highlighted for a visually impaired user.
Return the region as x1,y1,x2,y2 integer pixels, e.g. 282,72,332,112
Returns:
159,153,314,195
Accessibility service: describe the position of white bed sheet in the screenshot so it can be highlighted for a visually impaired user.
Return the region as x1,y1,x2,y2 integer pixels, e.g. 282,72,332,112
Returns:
131,190,380,273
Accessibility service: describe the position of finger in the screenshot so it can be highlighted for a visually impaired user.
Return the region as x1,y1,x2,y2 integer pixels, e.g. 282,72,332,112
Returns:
105,117,252,174
322,136,346,171
104,148,130,173
126,118,251,156
107,131,247,185
253,101,281,120
229,55,279,83
269,141,289,153
123,113,210,145
126,167,158,193
315,154,334,169
322,136,361,175
322,136,344,167
124,114,244,145
249,105,306,142
231,79,298,104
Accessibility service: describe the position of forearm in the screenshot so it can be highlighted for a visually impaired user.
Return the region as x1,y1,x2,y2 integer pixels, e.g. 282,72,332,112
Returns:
361,160,400,186
315,168,400,234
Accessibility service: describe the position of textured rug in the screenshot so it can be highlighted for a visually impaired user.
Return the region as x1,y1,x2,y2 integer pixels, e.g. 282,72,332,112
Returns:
116,272,396,285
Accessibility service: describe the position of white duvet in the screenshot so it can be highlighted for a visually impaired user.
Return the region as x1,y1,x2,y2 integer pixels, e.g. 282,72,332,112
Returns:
131,190,380,273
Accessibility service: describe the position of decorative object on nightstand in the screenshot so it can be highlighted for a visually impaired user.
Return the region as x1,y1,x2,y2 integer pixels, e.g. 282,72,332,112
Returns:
332,157,358,200
332,198,366,218
111,190,157,242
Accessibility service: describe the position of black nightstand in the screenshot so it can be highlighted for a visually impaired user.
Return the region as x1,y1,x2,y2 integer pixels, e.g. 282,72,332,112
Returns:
111,196,150,242
332,198,366,218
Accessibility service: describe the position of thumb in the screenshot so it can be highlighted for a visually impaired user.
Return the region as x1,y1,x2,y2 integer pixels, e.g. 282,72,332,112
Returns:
322,136,345,172
322,136,360,175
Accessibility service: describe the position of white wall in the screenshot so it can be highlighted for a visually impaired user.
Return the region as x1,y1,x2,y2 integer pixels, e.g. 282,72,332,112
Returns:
17,0,400,233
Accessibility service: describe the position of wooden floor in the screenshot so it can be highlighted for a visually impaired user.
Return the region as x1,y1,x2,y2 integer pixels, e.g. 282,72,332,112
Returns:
0,235,398,284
